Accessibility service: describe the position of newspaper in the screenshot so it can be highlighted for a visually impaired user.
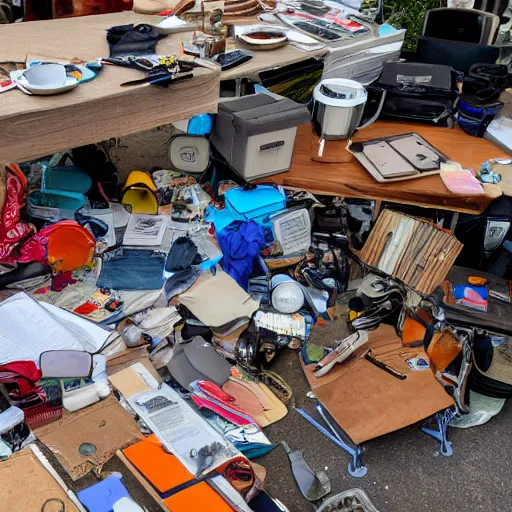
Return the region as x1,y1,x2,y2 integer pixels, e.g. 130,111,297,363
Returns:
276,9,373,46
0,293,110,365
122,214,168,246
322,24,405,84
129,385,238,475
271,208,311,256
485,115,512,154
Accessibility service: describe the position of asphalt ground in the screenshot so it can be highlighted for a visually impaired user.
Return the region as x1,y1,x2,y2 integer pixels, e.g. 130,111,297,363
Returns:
45,319,512,512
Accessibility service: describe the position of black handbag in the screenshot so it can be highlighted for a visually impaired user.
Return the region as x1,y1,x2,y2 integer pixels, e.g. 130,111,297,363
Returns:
375,62,460,126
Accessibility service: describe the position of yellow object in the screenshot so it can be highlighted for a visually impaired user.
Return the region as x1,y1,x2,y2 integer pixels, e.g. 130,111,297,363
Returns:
121,170,158,214
349,310,363,321
468,276,488,285
158,55,176,67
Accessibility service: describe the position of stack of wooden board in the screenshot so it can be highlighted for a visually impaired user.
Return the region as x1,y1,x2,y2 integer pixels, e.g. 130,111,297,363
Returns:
359,209,463,295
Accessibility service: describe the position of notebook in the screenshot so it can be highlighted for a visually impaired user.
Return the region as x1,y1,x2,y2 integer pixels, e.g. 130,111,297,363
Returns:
122,214,168,246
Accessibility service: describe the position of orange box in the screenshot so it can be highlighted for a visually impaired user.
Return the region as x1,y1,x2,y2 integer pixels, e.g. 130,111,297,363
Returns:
122,435,235,512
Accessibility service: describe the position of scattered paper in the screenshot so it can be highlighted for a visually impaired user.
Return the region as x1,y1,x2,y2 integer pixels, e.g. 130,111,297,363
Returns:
82,207,116,247
272,208,311,256
123,214,168,246
485,115,512,154
109,362,160,399
129,385,238,475
111,202,131,228
0,293,110,365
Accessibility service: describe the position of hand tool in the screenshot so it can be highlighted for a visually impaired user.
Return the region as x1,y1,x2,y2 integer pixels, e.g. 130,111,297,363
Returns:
364,349,407,380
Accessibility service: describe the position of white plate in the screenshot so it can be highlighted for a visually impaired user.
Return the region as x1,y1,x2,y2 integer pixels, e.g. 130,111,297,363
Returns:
11,70,79,96
22,76,79,95
239,29,288,50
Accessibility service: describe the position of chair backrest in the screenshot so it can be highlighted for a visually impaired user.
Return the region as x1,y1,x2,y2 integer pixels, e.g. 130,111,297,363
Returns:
473,0,510,18
423,7,501,44
417,36,500,73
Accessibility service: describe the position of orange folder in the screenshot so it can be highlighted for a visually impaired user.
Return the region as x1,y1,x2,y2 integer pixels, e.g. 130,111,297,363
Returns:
122,435,235,512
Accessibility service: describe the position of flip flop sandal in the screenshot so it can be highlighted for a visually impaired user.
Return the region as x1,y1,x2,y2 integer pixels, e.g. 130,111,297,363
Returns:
261,370,293,403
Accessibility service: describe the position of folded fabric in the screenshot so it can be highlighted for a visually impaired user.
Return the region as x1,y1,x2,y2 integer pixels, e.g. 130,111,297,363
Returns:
216,221,265,291
98,248,165,290
107,24,166,58
222,377,288,428
164,267,200,301
1,265,51,291
179,269,260,328
166,236,202,272
130,306,182,339
190,380,259,426
167,334,231,389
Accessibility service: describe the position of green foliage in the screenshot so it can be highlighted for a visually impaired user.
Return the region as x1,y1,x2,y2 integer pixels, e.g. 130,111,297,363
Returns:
361,0,447,51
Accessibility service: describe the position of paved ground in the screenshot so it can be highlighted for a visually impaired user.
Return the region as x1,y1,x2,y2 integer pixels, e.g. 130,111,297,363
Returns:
59,320,512,512
262,347,512,512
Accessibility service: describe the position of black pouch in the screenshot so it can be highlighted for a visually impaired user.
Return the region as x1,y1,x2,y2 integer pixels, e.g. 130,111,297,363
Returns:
462,63,510,105
375,62,459,126
106,24,166,58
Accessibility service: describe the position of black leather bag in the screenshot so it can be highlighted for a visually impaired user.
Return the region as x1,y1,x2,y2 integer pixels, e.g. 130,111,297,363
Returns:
375,62,459,126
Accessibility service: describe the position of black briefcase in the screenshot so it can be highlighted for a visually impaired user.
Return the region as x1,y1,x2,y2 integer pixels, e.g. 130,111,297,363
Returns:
375,62,459,126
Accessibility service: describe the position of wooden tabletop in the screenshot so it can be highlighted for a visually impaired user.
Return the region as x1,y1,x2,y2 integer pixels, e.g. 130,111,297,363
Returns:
267,122,507,214
0,11,324,163
0,12,221,163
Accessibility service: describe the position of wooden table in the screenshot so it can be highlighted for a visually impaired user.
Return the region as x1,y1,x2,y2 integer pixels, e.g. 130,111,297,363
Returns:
0,11,325,163
267,122,507,214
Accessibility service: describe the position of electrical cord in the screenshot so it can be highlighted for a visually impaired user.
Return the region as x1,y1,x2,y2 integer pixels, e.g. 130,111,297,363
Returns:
41,498,66,512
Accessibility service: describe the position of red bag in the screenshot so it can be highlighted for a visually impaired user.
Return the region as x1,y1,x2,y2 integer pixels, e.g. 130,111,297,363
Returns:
0,165,36,265
0,360,62,428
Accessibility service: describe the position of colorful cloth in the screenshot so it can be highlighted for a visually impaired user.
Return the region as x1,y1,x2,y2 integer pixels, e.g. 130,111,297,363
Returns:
216,221,265,291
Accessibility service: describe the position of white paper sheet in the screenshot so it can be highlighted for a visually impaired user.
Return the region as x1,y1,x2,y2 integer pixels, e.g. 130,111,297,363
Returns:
123,214,168,246
272,208,311,255
81,207,116,247
0,293,110,365
129,385,238,475
110,202,131,228
40,301,111,352
485,115,512,154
